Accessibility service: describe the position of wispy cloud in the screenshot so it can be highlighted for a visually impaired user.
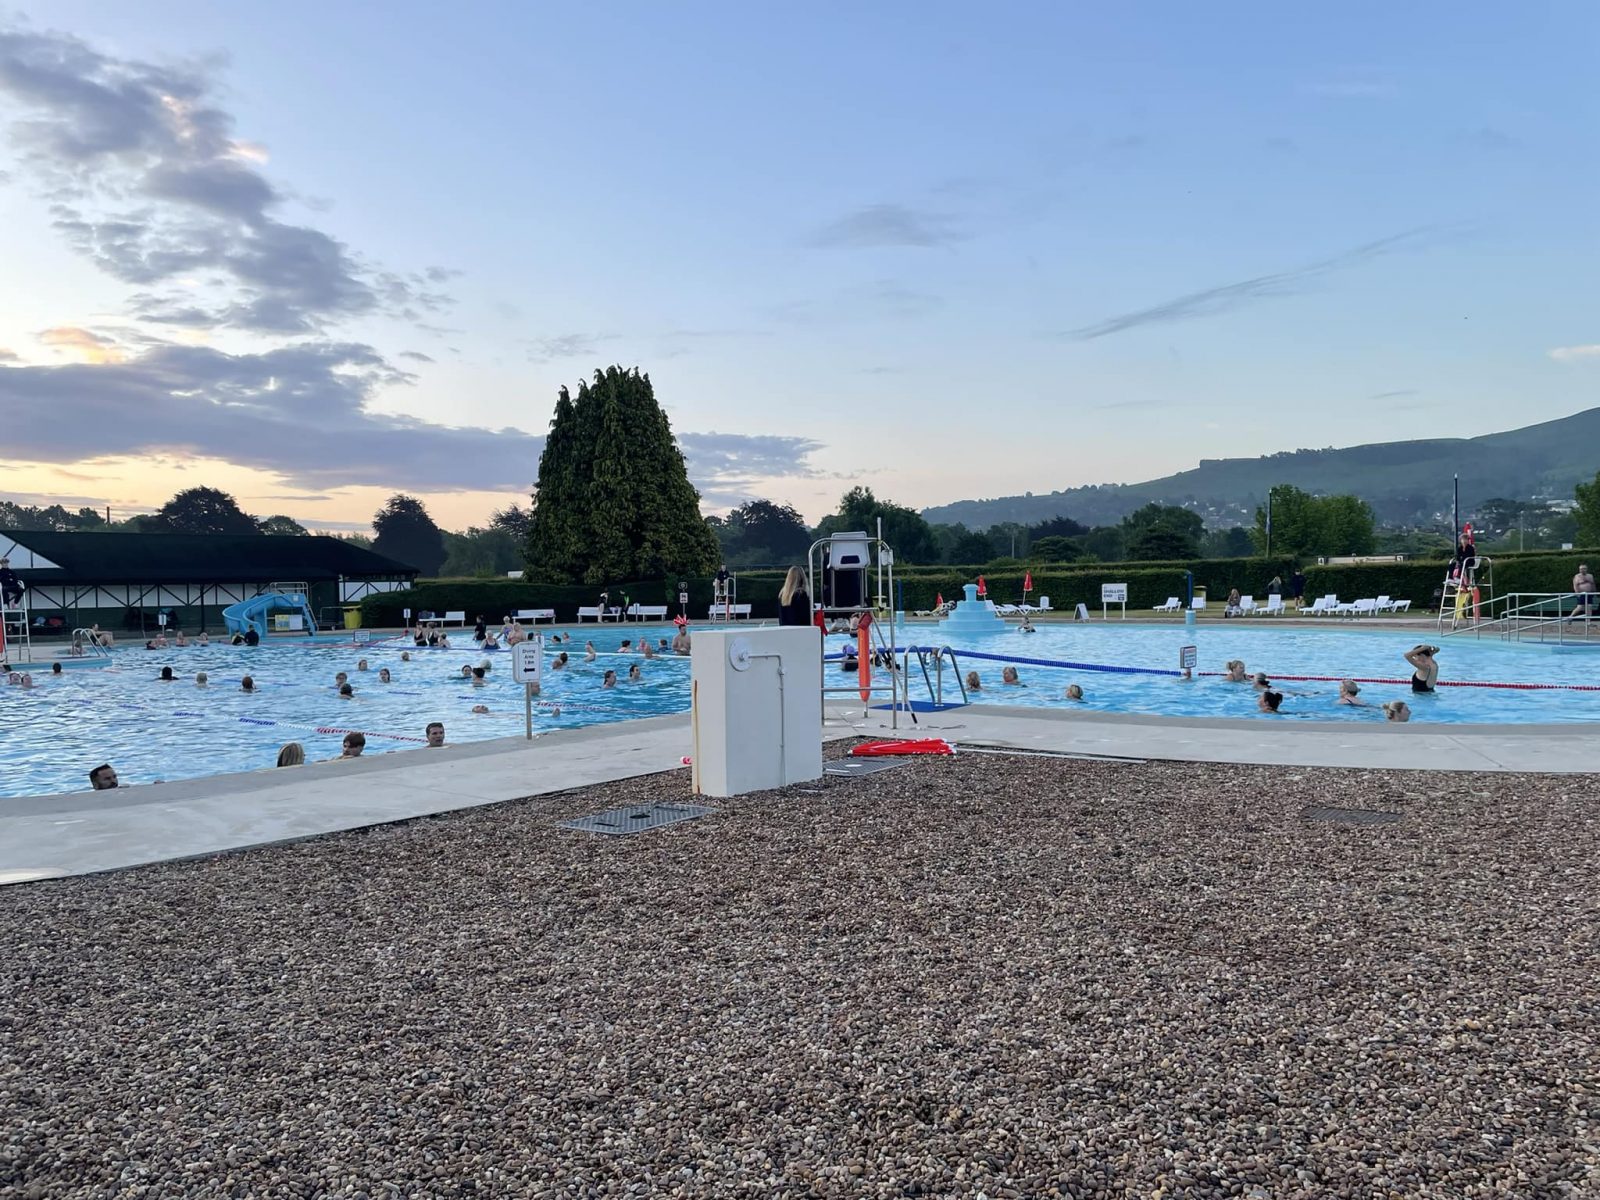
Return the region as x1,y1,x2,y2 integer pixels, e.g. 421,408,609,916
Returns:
1369,388,1418,400
1062,227,1440,340
1549,344,1600,363
526,333,617,363
805,203,965,249
0,24,452,335
37,325,124,363
397,350,436,363
0,347,18,362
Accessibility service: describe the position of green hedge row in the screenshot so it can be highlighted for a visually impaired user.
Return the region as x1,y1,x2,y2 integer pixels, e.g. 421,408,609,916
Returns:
364,550,1597,624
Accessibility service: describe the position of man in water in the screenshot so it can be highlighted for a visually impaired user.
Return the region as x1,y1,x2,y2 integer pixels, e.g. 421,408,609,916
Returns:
425,721,446,747
89,763,119,790
340,732,365,758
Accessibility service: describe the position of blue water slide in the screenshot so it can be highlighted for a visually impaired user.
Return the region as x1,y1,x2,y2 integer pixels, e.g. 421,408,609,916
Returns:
222,591,317,637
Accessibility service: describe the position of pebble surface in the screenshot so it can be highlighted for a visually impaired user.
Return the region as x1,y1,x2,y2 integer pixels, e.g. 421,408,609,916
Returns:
3,751,1597,1198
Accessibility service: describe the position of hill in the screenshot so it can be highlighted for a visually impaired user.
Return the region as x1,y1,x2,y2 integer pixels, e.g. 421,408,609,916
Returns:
922,407,1600,528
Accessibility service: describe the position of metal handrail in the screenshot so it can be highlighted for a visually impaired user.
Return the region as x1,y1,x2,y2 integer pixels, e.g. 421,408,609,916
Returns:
70,627,111,658
1463,592,1597,644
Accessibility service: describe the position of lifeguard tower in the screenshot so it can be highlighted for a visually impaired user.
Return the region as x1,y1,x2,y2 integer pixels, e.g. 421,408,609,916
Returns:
806,529,913,726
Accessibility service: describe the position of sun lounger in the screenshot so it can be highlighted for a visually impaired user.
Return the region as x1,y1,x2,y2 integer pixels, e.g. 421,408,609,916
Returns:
1152,597,1181,613
1190,597,1207,613
1036,596,1052,612
1304,596,1337,617
1253,595,1284,616
1235,596,1256,616
514,608,556,624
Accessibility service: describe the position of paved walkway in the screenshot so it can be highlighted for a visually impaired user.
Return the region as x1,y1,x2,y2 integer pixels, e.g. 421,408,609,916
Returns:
5,705,1597,887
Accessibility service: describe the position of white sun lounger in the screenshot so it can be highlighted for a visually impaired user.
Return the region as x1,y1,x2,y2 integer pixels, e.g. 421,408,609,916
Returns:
514,608,556,624
1152,597,1181,613
1253,595,1284,616
1235,595,1256,616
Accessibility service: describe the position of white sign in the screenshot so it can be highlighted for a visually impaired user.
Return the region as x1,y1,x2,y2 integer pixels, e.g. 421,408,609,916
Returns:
511,635,544,685
1179,644,1197,670
403,608,412,620
678,592,688,606
1101,583,1128,604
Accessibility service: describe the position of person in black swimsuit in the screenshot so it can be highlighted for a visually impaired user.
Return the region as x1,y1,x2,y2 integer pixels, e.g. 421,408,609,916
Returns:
1404,644,1439,692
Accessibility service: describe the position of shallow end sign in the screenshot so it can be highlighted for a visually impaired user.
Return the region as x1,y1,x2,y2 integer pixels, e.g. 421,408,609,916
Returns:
1101,583,1128,604
1179,644,1197,670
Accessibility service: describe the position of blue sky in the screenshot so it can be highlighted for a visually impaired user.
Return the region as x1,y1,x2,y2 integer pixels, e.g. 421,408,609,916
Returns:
1,2,1595,530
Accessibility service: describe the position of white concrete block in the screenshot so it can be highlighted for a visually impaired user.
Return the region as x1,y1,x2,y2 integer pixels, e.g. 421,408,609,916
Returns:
690,627,823,797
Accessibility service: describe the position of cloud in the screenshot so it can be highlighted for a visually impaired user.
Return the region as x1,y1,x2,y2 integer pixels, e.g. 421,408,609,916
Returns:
678,431,826,508
526,333,617,362
0,25,450,335
0,340,825,497
805,203,965,249
398,350,435,363
1549,345,1600,363
1062,227,1440,340
1369,388,1418,399
37,325,124,363
0,347,18,362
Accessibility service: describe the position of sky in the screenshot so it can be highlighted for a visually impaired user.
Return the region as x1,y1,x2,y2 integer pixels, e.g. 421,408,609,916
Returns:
0,2,1596,532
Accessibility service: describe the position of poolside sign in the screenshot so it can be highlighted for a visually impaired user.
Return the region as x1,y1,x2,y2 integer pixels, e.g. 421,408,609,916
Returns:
1101,582,1128,620
1179,644,1197,670
511,636,544,686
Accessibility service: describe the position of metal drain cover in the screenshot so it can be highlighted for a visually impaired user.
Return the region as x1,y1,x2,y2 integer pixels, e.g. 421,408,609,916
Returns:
1304,805,1401,826
824,758,909,777
560,802,717,837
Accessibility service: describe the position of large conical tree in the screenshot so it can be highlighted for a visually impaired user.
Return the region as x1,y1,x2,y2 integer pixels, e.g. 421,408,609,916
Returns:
526,366,719,584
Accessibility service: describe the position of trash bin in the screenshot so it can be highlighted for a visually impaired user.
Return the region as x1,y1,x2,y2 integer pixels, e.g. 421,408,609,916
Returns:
342,607,362,630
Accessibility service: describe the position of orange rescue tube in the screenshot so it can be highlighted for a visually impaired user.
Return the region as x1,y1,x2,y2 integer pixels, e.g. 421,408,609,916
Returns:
857,627,871,701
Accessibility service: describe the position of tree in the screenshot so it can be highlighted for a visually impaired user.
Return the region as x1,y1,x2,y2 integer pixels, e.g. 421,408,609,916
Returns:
814,486,939,563
945,528,995,564
1127,526,1199,561
373,494,447,575
526,368,720,583
1201,526,1254,558
1030,535,1082,563
714,499,813,567
153,487,261,536
1249,485,1376,557
0,501,107,531
1028,515,1088,540
489,504,532,541
440,526,522,576
1081,525,1126,562
257,514,309,536
1576,472,1600,547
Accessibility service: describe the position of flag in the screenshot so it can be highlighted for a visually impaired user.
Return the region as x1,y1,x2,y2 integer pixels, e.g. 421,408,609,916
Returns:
1023,571,1033,593
977,575,987,598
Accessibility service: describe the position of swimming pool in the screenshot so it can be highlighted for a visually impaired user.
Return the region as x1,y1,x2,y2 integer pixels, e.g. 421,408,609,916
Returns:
2,620,1595,799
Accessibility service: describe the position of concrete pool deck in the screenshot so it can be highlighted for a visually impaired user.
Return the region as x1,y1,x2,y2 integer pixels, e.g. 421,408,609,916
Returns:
3,703,1598,886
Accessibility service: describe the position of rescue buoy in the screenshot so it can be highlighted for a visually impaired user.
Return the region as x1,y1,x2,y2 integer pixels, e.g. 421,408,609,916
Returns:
857,626,871,702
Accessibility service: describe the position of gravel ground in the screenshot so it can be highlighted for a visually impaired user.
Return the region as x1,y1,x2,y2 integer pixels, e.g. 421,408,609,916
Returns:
3,750,1598,1199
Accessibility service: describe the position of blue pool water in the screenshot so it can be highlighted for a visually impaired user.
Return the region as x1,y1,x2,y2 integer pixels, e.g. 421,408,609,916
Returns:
2,621,1596,798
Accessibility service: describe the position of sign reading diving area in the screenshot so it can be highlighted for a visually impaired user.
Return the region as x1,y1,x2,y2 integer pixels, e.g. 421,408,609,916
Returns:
511,635,544,685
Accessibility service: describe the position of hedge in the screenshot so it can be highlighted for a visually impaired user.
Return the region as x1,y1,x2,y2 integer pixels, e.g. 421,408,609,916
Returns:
362,549,1599,625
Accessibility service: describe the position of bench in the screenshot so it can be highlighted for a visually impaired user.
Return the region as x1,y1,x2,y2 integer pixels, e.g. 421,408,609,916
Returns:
441,611,467,627
576,606,602,622
628,604,670,621
514,608,556,624
706,603,754,621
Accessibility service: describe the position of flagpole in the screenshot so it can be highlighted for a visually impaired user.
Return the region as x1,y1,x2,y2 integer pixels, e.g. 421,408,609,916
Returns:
1453,474,1459,549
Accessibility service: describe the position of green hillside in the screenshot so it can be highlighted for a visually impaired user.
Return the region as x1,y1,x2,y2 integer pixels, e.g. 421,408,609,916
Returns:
923,407,1600,528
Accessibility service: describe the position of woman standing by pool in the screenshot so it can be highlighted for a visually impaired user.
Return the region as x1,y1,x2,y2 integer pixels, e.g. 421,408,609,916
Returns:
777,566,810,627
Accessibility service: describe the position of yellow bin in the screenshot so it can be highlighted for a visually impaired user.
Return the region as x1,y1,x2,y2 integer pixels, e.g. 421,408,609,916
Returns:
342,606,362,630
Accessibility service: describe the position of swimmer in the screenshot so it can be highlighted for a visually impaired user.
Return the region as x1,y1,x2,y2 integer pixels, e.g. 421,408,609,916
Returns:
628,663,642,681
585,641,597,662
17,672,33,688
482,632,499,649
195,671,208,687
1018,614,1036,634
401,651,412,662
51,662,63,675
88,763,119,790
658,639,669,653
158,666,176,682
1382,700,1411,722
1223,660,1247,683
620,639,632,651
1065,684,1084,701
672,629,691,655
471,704,490,714
602,669,618,688
378,668,392,683
966,671,982,692
437,634,451,649
339,682,355,698
357,659,369,672
340,732,365,757
1001,666,1022,685
552,652,569,670
477,657,492,672
425,722,446,747
471,667,487,686
241,675,256,692
175,631,188,647
460,664,474,678
641,640,655,659
1404,645,1440,693
197,632,209,647
276,742,305,767
1251,672,1271,691
1258,690,1283,713
335,671,349,688
1337,679,1366,706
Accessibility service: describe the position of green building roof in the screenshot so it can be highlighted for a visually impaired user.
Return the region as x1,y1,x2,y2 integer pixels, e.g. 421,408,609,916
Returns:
3,531,418,585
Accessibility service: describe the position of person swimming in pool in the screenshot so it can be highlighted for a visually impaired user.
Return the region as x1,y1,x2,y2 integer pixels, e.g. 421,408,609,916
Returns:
1251,672,1271,690
965,671,982,692
585,641,597,662
602,669,618,688
1065,684,1084,701
1223,660,1248,683
552,652,569,670
1337,679,1366,706
1404,645,1440,693
378,668,392,683
1001,666,1022,685
628,663,642,682
1258,689,1284,713
1383,700,1411,722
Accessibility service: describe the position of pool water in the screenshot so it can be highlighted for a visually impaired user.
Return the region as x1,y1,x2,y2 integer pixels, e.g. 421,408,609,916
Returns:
2,621,1596,799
